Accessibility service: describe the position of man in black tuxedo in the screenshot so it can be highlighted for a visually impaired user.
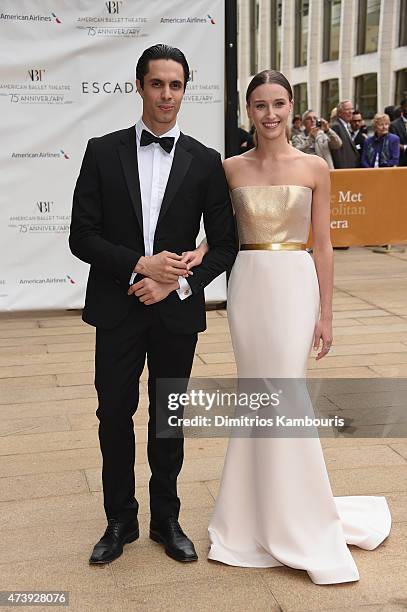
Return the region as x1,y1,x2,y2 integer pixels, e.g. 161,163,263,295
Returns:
69,44,237,565
330,100,360,169
350,110,368,162
389,99,407,166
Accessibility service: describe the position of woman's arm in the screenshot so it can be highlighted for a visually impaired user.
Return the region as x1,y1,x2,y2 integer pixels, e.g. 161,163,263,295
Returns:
388,134,400,167
310,156,334,360
181,238,209,273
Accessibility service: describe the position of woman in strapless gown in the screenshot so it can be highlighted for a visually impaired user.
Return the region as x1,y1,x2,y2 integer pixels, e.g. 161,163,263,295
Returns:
183,70,391,585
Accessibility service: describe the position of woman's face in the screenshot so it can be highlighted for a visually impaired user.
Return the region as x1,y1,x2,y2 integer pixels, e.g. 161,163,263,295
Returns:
375,120,390,136
247,83,293,143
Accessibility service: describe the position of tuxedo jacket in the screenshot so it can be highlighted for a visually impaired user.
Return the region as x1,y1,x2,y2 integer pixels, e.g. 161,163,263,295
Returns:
389,116,407,166
69,126,238,334
330,119,360,169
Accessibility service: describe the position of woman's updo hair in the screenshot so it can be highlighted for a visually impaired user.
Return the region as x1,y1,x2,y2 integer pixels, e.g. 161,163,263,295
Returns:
246,69,293,105
246,70,293,146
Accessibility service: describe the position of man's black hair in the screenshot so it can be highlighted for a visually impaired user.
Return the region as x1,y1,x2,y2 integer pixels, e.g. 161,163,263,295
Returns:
136,44,190,90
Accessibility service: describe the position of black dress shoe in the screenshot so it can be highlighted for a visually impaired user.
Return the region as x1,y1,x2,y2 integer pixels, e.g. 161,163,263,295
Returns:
89,518,139,565
150,516,198,562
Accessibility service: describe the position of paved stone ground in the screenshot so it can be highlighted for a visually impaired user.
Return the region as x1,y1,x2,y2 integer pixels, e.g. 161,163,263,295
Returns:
0,247,406,611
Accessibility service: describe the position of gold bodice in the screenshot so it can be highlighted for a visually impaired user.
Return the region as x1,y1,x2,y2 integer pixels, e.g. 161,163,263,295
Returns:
231,185,312,245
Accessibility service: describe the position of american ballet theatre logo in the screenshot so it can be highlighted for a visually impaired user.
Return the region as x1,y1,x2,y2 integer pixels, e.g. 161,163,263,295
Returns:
28,69,46,82
106,1,123,13
8,201,70,235
0,68,73,105
183,68,222,105
37,201,52,214
0,11,61,23
11,149,70,159
76,2,148,38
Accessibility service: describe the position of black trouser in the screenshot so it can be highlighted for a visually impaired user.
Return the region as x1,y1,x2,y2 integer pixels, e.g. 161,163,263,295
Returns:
94,304,197,524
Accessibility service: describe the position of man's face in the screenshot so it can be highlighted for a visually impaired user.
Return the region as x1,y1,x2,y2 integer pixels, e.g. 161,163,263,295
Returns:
402,103,407,118
350,113,363,131
136,59,185,131
303,112,317,131
339,102,353,123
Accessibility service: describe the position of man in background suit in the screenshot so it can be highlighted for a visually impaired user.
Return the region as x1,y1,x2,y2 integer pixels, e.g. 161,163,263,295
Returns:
331,100,360,169
389,99,407,166
350,110,368,161
69,44,237,566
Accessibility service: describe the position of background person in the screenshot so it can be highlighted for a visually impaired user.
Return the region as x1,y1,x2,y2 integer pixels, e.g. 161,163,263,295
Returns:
389,99,407,166
291,109,342,169
330,100,360,168
361,113,400,168
350,110,368,160
290,114,303,138
238,125,254,155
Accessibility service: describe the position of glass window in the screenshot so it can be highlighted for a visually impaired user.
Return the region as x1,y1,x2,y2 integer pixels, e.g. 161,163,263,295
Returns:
250,0,260,75
295,0,309,67
357,0,380,55
395,69,407,105
355,73,377,119
270,0,283,70
321,79,339,119
293,83,308,115
323,0,341,61
399,0,407,47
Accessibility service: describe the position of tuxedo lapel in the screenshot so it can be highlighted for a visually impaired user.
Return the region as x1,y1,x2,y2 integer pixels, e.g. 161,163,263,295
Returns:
118,127,143,232
156,134,193,227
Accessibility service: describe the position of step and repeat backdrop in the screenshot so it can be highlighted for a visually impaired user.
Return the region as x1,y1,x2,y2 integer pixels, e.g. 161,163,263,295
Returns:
0,0,225,312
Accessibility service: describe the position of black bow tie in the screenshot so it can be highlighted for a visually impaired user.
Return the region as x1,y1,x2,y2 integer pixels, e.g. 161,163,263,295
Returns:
140,129,175,153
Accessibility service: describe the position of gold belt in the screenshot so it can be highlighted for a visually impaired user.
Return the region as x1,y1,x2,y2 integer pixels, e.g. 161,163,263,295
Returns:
240,242,307,251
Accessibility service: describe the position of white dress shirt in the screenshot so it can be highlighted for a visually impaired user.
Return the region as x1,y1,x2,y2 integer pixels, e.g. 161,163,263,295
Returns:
129,118,191,300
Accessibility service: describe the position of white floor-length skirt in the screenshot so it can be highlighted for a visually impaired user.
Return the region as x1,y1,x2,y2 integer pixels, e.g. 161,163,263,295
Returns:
207,251,391,585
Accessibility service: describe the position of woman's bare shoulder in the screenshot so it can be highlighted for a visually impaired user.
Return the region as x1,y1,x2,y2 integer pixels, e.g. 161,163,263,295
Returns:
291,150,329,186
223,152,254,168
223,152,255,184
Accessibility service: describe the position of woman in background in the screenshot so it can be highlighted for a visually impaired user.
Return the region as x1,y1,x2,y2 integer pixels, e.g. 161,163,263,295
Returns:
361,113,400,167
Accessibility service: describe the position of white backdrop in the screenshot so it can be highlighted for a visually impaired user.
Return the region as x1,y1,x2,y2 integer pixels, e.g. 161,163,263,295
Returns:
0,0,226,312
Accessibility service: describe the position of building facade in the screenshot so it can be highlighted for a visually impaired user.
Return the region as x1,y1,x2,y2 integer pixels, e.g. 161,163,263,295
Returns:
237,0,407,126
